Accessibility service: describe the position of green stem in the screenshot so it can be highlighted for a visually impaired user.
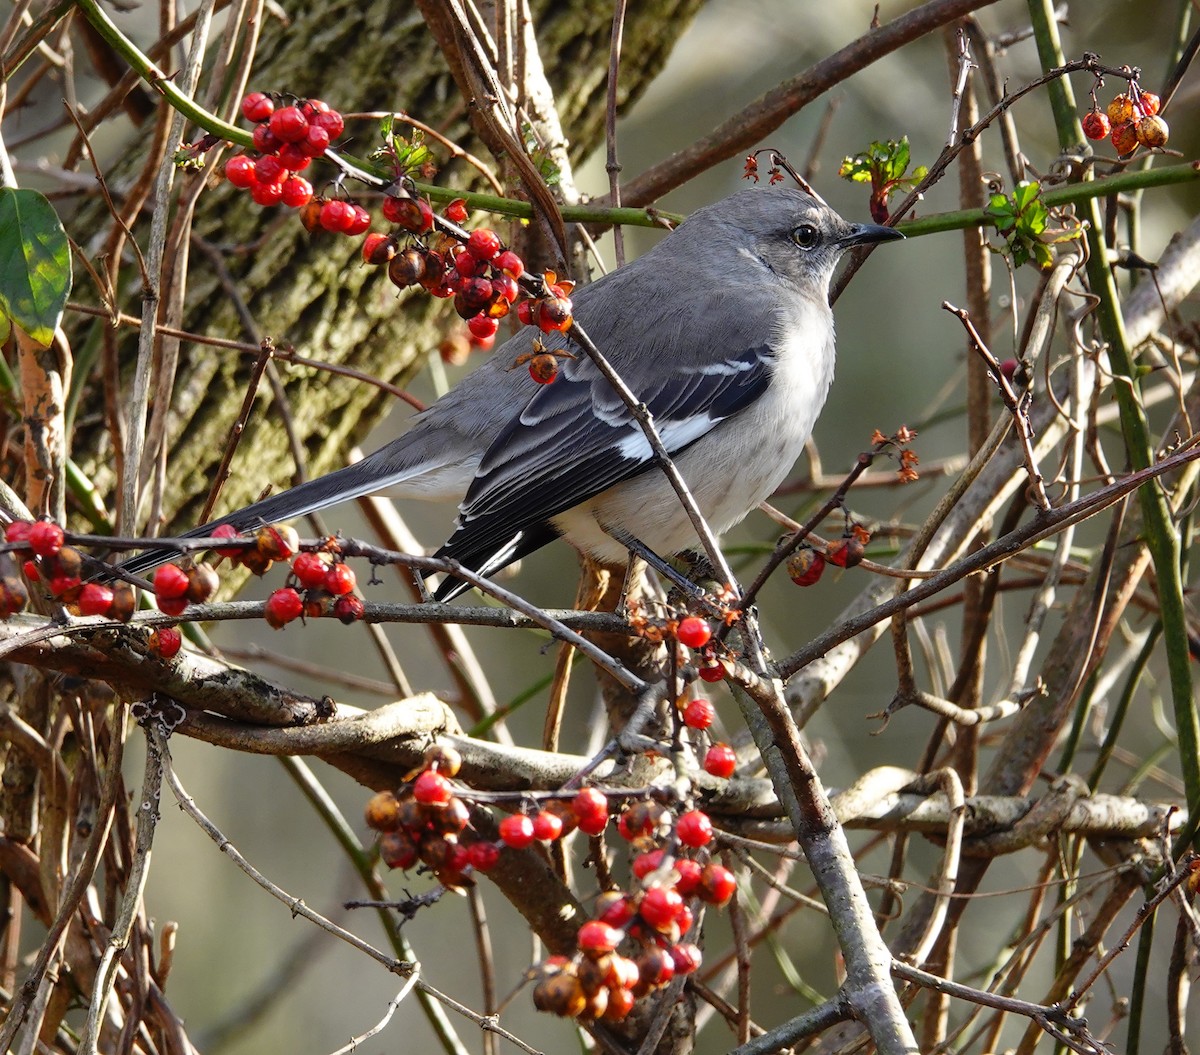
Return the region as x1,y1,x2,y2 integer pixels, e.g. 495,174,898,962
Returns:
893,162,1200,236
73,0,685,230
1026,0,1200,851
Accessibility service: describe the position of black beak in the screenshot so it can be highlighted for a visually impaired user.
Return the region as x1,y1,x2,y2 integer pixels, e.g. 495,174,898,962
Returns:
838,222,905,249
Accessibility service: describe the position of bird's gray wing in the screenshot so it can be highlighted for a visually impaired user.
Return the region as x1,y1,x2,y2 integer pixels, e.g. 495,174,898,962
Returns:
432,341,776,592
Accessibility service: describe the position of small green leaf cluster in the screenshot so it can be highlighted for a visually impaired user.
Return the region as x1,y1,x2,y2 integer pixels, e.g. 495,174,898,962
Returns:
838,137,927,224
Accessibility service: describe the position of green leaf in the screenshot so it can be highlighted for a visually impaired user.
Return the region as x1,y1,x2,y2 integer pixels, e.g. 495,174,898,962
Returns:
0,188,72,346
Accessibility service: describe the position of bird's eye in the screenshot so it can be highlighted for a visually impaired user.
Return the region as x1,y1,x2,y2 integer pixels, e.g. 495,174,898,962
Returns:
791,224,820,250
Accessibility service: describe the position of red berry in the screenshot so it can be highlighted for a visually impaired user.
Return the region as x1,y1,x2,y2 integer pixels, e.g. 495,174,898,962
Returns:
532,810,564,841
516,300,534,326
632,848,666,880
636,948,676,991
499,813,536,849
597,892,636,926
48,574,82,600
697,656,726,683
1081,110,1110,141
268,105,308,143
676,616,711,649
300,98,329,118
787,548,825,586
241,92,274,123
319,199,354,233
703,743,737,779
4,520,32,545
264,587,303,628
827,536,865,568
1137,90,1161,117
467,841,500,871
362,232,395,265
537,296,573,333
209,523,243,558
324,562,356,595
698,863,736,905
280,175,313,209
300,124,330,158
674,858,703,896
333,595,365,624
291,551,330,589
254,154,284,184
28,521,64,557
22,560,39,582
77,582,114,617
149,626,183,659
639,887,684,932
381,194,433,233
343,204,372,236
379,830,419,870
492,275,519,303
683,697,715,730
495,249,523,277
445,198,469,223
413,769,453,805
252,123,281,154
277,142,310,172
250,181,283,206
224,154,257,188
676,809,713,848
577,921,621,955
572,787,609,835
314,109,344,139
669,942,702,975
157,595,188,617
153,563,190,600
466,228,502,261
467,315,498,340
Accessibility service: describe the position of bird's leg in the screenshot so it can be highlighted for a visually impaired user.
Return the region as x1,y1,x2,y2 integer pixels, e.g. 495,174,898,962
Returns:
606,528,709,606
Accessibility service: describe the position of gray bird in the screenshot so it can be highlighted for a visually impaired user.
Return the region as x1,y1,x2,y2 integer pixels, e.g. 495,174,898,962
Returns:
122,186,902,599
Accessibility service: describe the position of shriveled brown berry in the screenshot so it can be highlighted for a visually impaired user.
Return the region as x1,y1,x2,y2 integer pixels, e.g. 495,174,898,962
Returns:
238,547,274,576
1135,114,1169,149
423,742,463,777
1107,93,1135,125
528,353,559,385
185,563,219,604
0,576,29,618
533,971,586,1018
388,248,427,288
379,830,419,870
364,790,402,831
108,581,136,622
257,524,299,561
1110,121,1139,155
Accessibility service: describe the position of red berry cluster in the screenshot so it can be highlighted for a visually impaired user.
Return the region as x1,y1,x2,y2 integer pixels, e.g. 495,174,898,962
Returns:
1082,87,1167,155
195,523,364,628
785,525,870,589
225,93,346,213
363,746,503,889
3,520,136,621
531,801,733,1022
